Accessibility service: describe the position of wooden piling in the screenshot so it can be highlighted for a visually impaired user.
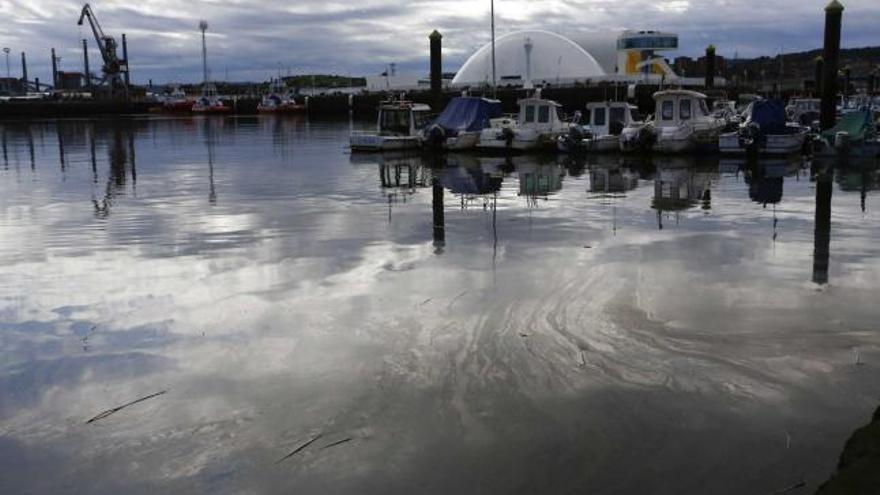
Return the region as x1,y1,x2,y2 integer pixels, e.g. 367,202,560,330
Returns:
820,0,844,130
429,30,443,111
704,45,716,89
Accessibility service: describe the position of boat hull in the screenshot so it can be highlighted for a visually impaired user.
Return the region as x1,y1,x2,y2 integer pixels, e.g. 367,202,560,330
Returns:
350,134,421,152
719,130,808,155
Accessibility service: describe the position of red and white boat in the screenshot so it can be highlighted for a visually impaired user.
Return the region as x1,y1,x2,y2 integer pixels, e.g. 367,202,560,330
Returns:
192,84,230,114
257,80,306,113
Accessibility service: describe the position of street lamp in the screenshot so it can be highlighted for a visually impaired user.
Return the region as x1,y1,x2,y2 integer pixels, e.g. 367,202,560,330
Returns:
2,48,10,78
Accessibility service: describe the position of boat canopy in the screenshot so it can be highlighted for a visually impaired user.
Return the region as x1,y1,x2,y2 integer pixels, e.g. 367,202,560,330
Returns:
432,97,503,134
749,100,789,135
822,109,875,141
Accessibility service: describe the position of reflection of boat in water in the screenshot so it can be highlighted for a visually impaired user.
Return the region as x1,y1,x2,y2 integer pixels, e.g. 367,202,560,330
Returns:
518,161,565,197
350,98,432,151
421,96,503,151
588,160,640,194
651,158,717,219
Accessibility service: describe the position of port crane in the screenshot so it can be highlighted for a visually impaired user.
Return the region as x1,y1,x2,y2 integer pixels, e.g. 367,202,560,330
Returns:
77,3,128,95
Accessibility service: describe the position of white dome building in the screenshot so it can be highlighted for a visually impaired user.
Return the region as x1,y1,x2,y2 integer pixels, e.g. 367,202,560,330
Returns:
452,30,606,88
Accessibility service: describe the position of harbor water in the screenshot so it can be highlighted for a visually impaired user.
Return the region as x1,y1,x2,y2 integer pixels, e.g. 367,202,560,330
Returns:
1,116,879,494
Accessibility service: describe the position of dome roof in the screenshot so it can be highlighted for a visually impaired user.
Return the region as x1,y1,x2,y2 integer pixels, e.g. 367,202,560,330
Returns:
452,30,606,87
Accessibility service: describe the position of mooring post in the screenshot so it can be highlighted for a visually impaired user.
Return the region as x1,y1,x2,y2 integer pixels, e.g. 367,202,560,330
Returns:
20,52,27,88
820,0,844,130
122,33,130,88
82,39,91,91
843,66,851,98
50,48,58,89
429,30,443,112
814,57,824,97
704,45,716,89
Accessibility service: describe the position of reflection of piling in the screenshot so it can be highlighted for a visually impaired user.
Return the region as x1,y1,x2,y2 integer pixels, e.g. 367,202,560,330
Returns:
432,170,445,249
820,1,844,130
814,57,824,96
82,39,91,91
704,45,716,89
429,30,443,111
812,166,833,285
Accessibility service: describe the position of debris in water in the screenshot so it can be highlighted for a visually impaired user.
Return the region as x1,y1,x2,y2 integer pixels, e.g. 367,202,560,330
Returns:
86,390,167,424
321,437,352,450
578,351,587,368
853,347,863,366
275,433,324,464
420,298,433,306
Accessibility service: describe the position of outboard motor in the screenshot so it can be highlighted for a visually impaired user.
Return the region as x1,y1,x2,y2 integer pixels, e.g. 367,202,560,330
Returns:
834,131,851,154
425,124,447,150
738,122,764,154
635,124,656,152
502,126,515,148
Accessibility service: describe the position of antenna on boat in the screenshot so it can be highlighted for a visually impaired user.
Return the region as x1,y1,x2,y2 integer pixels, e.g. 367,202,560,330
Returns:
491,0,497,98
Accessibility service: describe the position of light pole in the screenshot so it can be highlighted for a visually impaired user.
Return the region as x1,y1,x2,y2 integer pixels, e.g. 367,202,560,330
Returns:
199,20,209,85
3,48,10,78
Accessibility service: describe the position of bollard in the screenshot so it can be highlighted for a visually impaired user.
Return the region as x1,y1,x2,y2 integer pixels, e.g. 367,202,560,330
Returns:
820,0,844,130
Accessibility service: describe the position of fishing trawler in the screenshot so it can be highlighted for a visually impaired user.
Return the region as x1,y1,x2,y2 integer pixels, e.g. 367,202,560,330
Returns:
257,80,306,113
192,84,230,114
350,97,432,151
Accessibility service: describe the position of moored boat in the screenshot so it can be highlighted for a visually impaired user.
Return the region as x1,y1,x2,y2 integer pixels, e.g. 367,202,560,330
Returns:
558,101,643,153
192,84,230,114
477,90,570,152
420,96,503,151
622,89,725,154
350,97,432,151
813,108,880,158
719,100,809,155
257,80,306,113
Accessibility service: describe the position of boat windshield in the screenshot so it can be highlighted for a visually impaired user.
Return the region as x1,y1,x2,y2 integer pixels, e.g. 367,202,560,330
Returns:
380,109,412,135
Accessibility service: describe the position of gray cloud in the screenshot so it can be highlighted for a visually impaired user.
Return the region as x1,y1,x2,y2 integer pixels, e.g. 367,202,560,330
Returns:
1,0,878,84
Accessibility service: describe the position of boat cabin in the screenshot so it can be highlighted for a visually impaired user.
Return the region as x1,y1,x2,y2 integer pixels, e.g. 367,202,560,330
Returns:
653,90,712,126
377,101,432,136
517,97,565,131
584,102,642,136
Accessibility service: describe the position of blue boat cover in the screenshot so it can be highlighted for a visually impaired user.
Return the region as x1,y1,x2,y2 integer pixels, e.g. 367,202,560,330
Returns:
432,97,503,135
750,100,789,135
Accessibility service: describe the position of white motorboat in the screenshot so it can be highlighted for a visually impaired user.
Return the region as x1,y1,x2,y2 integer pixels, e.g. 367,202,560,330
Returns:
558,101,643,153
420,96,503,151
622,90,725,154
477,90,570,152
786,98,821,127
350,98,432,151
719,100,809,155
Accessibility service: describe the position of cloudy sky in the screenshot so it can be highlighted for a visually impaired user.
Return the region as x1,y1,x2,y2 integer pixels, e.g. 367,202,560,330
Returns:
1,0,878,84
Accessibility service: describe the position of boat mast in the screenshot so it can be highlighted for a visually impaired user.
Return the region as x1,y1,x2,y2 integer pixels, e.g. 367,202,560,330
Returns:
491,0,496,98
199,20,209,86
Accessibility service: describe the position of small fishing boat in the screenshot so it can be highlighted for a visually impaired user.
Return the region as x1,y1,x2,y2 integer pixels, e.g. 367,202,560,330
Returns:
719,100,809,155
350,97,432,151
477,90,570,152
192,84,230,114
257,80,306,113
622,90,725,154
156,86,194,113
421,96,503,150
813,108,880,158
786,98,821,127
558,101,643,153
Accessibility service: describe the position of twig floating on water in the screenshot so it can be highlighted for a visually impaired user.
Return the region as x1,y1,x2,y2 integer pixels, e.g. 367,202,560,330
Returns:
321,437,352,450
275,433,324,465
86,390,167,424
